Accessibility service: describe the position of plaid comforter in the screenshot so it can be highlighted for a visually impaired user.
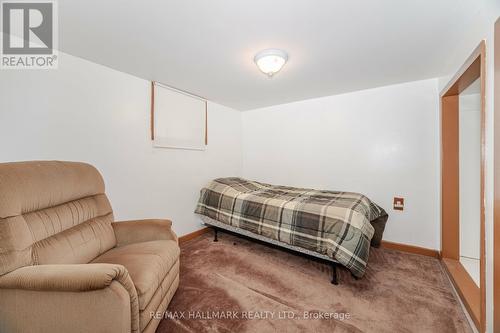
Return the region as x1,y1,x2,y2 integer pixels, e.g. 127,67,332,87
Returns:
195,178,387,277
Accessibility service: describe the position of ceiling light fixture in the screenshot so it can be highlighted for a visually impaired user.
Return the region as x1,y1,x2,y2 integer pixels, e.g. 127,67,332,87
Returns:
254,49,288,77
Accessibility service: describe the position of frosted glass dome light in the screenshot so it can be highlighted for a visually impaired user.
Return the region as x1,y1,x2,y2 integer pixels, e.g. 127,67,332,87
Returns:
254,49,288,77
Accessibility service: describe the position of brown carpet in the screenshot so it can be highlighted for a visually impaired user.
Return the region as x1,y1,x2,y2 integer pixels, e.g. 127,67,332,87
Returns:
156,232,472,333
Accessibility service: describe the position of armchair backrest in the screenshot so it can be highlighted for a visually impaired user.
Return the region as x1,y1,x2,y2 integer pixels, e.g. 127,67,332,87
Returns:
0,161,116,276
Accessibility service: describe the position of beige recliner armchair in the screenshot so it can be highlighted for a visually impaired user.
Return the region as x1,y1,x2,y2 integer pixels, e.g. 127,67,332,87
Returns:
0,161,180,333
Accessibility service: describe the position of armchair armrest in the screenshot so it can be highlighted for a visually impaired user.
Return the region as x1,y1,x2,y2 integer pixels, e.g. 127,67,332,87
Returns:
0,264,140,333
112,219,178,247
0,263,132,292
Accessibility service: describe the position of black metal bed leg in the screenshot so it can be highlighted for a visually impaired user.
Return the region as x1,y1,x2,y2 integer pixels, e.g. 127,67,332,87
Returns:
331,263,339,285
213,227,218,242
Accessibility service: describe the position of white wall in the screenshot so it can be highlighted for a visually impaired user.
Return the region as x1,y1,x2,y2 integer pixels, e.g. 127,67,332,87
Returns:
241,78,440,250
459,92,481,260
0,52,242,236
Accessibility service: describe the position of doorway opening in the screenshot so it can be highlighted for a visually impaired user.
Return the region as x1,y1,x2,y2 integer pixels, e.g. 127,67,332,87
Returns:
440,40,485,332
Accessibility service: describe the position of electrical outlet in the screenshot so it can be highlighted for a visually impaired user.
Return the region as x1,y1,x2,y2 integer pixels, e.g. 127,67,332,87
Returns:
393,197,404,211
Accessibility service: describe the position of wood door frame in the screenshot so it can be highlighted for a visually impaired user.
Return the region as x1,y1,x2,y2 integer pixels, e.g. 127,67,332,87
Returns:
494,18,500,333
440,40,486,332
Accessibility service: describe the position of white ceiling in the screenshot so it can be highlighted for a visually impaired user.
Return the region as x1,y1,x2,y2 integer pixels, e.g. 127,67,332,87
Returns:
59,0,498,110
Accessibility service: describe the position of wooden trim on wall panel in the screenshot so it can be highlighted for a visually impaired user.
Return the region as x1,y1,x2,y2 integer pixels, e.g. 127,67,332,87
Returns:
442,258,481,328
478,39,486,333
440,40,486,333
381,241,440,258
150,81,155,141
178,227,210,244
442,58,482,97
441,95,460,260
440,42,485,97
494,18,500,333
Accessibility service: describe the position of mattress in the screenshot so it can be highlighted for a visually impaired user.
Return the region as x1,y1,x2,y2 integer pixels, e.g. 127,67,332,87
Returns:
195,177,388,277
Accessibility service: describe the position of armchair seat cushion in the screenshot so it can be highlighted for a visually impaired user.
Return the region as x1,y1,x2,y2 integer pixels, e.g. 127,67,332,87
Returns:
92,240,180,310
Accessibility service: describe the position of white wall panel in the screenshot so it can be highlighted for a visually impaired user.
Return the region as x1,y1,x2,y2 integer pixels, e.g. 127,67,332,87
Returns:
242,79,440,250
0,52,242,236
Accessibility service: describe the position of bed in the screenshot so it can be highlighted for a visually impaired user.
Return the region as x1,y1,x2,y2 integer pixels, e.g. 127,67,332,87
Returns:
195,177,388,283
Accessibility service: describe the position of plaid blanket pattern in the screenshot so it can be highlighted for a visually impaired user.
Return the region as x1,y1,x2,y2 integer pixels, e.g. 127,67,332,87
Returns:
195,178,387,277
